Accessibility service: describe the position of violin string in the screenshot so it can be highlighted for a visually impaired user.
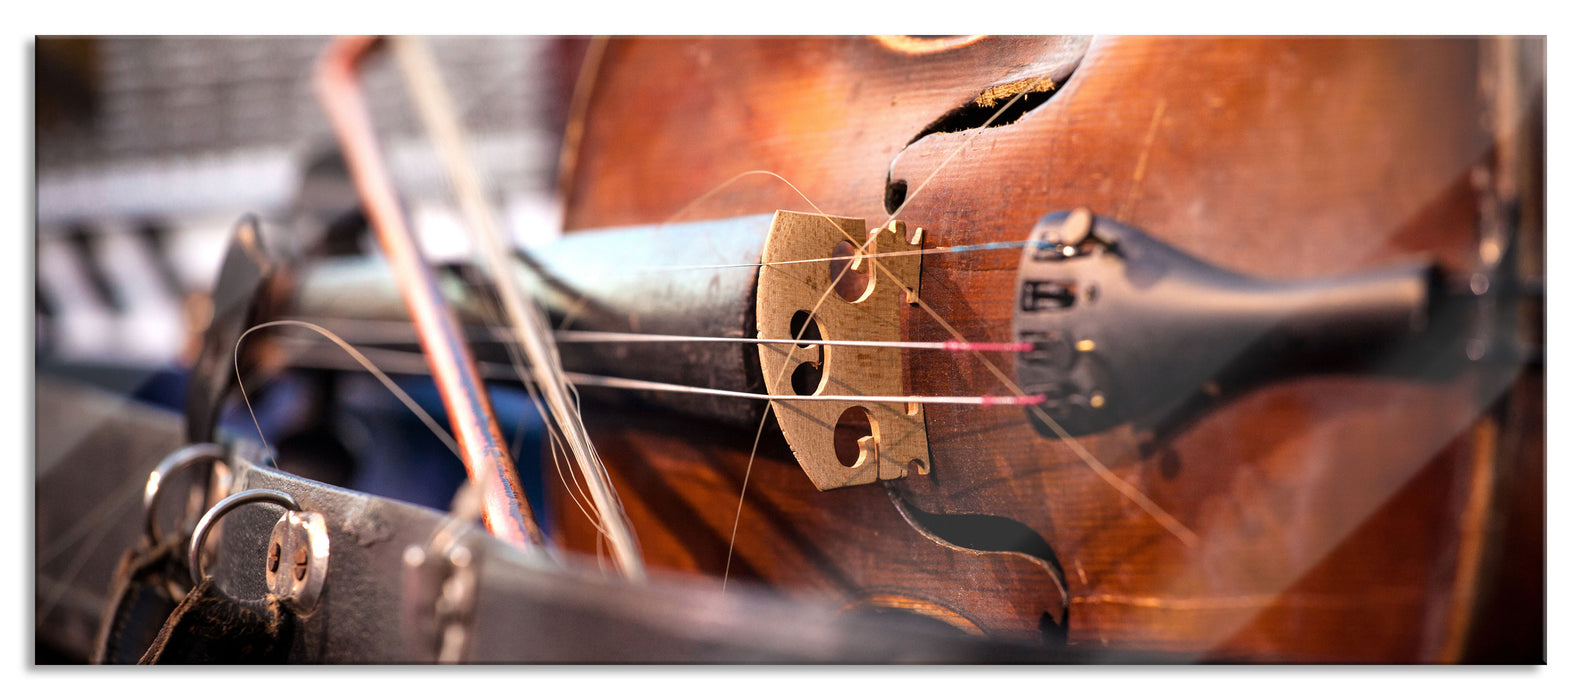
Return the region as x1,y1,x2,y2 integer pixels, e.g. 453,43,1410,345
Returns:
547,170,798,332
545,229,1037,332
722,387,779,590
1028,404,1199,547
544,169,843,333
236,320,463,465
273,333,1039,410
285,318,1033,354
630,239,1046,272
564,372,1047,406
247,316,631,550
553,330,1034,353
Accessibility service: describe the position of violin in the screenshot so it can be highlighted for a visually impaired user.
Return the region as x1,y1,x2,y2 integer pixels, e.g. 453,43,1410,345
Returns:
155,34,1542,663
505,35,1545,662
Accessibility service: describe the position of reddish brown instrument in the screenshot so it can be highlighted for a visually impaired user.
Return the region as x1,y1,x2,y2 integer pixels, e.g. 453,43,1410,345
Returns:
552,36,1543,662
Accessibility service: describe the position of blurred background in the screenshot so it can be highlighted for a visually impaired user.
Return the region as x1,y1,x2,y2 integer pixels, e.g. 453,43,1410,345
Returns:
34,35,591,499
34,37,589,660
36,36,581,365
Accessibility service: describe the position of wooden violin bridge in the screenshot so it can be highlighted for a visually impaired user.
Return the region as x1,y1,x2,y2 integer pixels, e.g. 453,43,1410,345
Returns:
754,210,929,490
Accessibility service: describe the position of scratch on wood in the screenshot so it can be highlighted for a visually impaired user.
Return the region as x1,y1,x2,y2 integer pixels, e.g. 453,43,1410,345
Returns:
1073,587,1423,610
1074,593,1276,610
1119,99,1167,222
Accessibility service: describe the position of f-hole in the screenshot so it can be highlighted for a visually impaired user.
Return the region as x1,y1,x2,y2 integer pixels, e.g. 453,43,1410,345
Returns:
885,73,1075,215
887,487,1069,621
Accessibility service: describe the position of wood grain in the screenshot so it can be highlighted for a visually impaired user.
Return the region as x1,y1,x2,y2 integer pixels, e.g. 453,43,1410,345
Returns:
554,36,1537,661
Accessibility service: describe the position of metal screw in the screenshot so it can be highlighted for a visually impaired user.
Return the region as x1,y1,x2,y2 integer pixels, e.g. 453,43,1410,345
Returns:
1058,207,1093,245
266,510,328,614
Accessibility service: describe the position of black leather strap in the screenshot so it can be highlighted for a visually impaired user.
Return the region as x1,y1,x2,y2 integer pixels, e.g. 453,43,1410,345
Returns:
92,538,186,665
138,578,293,664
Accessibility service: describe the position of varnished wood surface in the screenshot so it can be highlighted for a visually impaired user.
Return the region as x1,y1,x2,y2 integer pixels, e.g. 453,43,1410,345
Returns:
562,412,1066,645
555,36,1536,661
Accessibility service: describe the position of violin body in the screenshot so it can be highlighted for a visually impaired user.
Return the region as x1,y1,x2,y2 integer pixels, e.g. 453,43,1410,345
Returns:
553,36,1543,662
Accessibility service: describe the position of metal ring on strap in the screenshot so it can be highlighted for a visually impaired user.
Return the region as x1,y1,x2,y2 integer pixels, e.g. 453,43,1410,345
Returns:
188,489,300,583
144,443,228,544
